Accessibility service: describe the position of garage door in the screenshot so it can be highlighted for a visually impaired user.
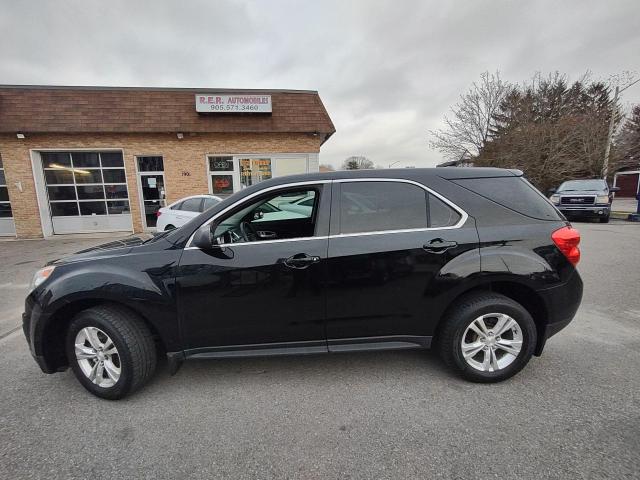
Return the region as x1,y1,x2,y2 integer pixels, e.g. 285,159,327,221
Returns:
615,173,639,198
41,151,133,234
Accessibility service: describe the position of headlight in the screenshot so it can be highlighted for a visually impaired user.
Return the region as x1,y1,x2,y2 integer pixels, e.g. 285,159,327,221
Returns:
29,266,55,293
550,194,560,205
596,195,609,204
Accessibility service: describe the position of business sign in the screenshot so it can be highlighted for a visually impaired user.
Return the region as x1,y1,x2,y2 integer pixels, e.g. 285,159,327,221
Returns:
195,94,272,113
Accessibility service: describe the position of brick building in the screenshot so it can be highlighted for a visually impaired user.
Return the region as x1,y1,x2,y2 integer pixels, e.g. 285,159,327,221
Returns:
0,85,335,238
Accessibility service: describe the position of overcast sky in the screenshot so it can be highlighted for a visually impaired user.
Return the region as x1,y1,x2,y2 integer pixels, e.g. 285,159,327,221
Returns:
1,0,639,168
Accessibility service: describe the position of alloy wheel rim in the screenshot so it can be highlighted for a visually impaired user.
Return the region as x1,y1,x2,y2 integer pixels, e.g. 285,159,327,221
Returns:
74,327,121,387
461,313,523,373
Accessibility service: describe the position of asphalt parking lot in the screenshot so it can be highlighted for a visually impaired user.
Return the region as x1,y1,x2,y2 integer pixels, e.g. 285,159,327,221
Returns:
1,223,639,479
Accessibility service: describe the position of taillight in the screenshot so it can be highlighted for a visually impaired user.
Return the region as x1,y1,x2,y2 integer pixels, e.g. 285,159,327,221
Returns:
552,226,580,266
156,210,162,217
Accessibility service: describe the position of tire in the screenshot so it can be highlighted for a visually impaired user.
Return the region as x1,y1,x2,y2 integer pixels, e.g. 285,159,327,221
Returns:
65,305,157,399
599,215,610,223
437,292,536,383
164,224,176,231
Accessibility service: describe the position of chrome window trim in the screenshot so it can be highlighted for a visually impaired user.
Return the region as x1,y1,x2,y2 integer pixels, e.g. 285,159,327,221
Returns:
333,178,468,234
185,177,469,250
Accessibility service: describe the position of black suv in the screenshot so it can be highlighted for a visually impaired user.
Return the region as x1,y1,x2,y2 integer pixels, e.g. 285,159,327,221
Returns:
549,178,619,223
23,168,583,399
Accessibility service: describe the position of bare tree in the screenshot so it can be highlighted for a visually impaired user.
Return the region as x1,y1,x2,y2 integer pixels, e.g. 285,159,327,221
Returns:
341,156,374,170
429,71,510,161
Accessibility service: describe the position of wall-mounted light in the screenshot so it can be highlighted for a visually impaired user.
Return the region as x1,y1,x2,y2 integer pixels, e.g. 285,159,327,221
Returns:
16,133,25,139
176,133,184,139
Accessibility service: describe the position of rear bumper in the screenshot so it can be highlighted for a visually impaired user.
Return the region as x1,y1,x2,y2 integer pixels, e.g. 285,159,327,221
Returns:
534,270,583,355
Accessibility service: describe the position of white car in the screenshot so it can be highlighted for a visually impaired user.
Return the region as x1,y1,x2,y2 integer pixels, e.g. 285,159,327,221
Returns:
156,195,222,231
278,194,316,216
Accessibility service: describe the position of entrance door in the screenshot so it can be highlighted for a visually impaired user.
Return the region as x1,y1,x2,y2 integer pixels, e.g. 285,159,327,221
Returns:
0,154,16,236
137,156,166,229
140,174,166,229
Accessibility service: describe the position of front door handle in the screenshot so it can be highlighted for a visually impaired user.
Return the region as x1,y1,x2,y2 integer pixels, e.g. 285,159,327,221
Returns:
284,254,321,269
257,230,277,239
423,238,458,254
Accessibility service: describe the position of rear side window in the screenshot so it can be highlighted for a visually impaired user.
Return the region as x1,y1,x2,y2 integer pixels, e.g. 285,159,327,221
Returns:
429,194,461,227
454,177,562,221
180,198,203,212
339,182,428,234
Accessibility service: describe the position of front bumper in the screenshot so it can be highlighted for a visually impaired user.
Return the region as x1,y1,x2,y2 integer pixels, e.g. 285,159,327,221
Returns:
22,296,58,374
557,205,610,218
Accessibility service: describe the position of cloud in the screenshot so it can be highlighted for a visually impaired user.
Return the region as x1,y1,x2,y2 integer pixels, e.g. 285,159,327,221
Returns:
1,0,639,168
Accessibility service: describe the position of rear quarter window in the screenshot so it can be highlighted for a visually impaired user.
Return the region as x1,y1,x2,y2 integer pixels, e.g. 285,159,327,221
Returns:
453,177,562,221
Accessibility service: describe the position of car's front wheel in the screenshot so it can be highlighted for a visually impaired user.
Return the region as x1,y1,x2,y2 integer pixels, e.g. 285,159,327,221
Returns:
65,305,157,399
437,292,536,382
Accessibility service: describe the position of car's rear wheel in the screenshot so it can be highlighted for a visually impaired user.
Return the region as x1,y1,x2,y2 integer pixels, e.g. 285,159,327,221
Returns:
65,305,157,399
437,292,536,382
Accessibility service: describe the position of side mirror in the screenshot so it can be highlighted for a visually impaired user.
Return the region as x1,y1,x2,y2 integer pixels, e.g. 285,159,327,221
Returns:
253,210,264,221
610,186,620,193
547,188,557,194
192,223,220,250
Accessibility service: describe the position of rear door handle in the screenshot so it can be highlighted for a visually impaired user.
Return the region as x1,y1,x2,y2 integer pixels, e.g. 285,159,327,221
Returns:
284,254,321,269
423,238,458,254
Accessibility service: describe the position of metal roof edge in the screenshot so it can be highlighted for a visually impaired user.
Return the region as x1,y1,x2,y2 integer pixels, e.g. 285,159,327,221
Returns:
0,84,319,94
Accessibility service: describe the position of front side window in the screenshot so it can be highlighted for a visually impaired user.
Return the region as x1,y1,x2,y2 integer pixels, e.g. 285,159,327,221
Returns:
214,188,318,243
339,182,428,234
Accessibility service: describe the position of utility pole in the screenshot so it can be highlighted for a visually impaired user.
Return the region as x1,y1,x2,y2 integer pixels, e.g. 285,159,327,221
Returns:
602,86,619,179
602,77,640,179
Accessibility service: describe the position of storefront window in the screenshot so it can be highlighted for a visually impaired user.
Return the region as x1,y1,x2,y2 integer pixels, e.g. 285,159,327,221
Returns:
208,156,236,197
137,156,164,172
211,175,234,195
240,158,272,188
209,156,234,171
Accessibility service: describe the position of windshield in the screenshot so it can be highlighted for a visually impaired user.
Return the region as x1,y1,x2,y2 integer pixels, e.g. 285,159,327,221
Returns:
558,180,606,192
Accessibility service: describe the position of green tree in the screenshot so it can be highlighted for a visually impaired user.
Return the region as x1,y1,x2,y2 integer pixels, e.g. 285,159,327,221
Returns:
474,72,619,191
613,105,640,171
